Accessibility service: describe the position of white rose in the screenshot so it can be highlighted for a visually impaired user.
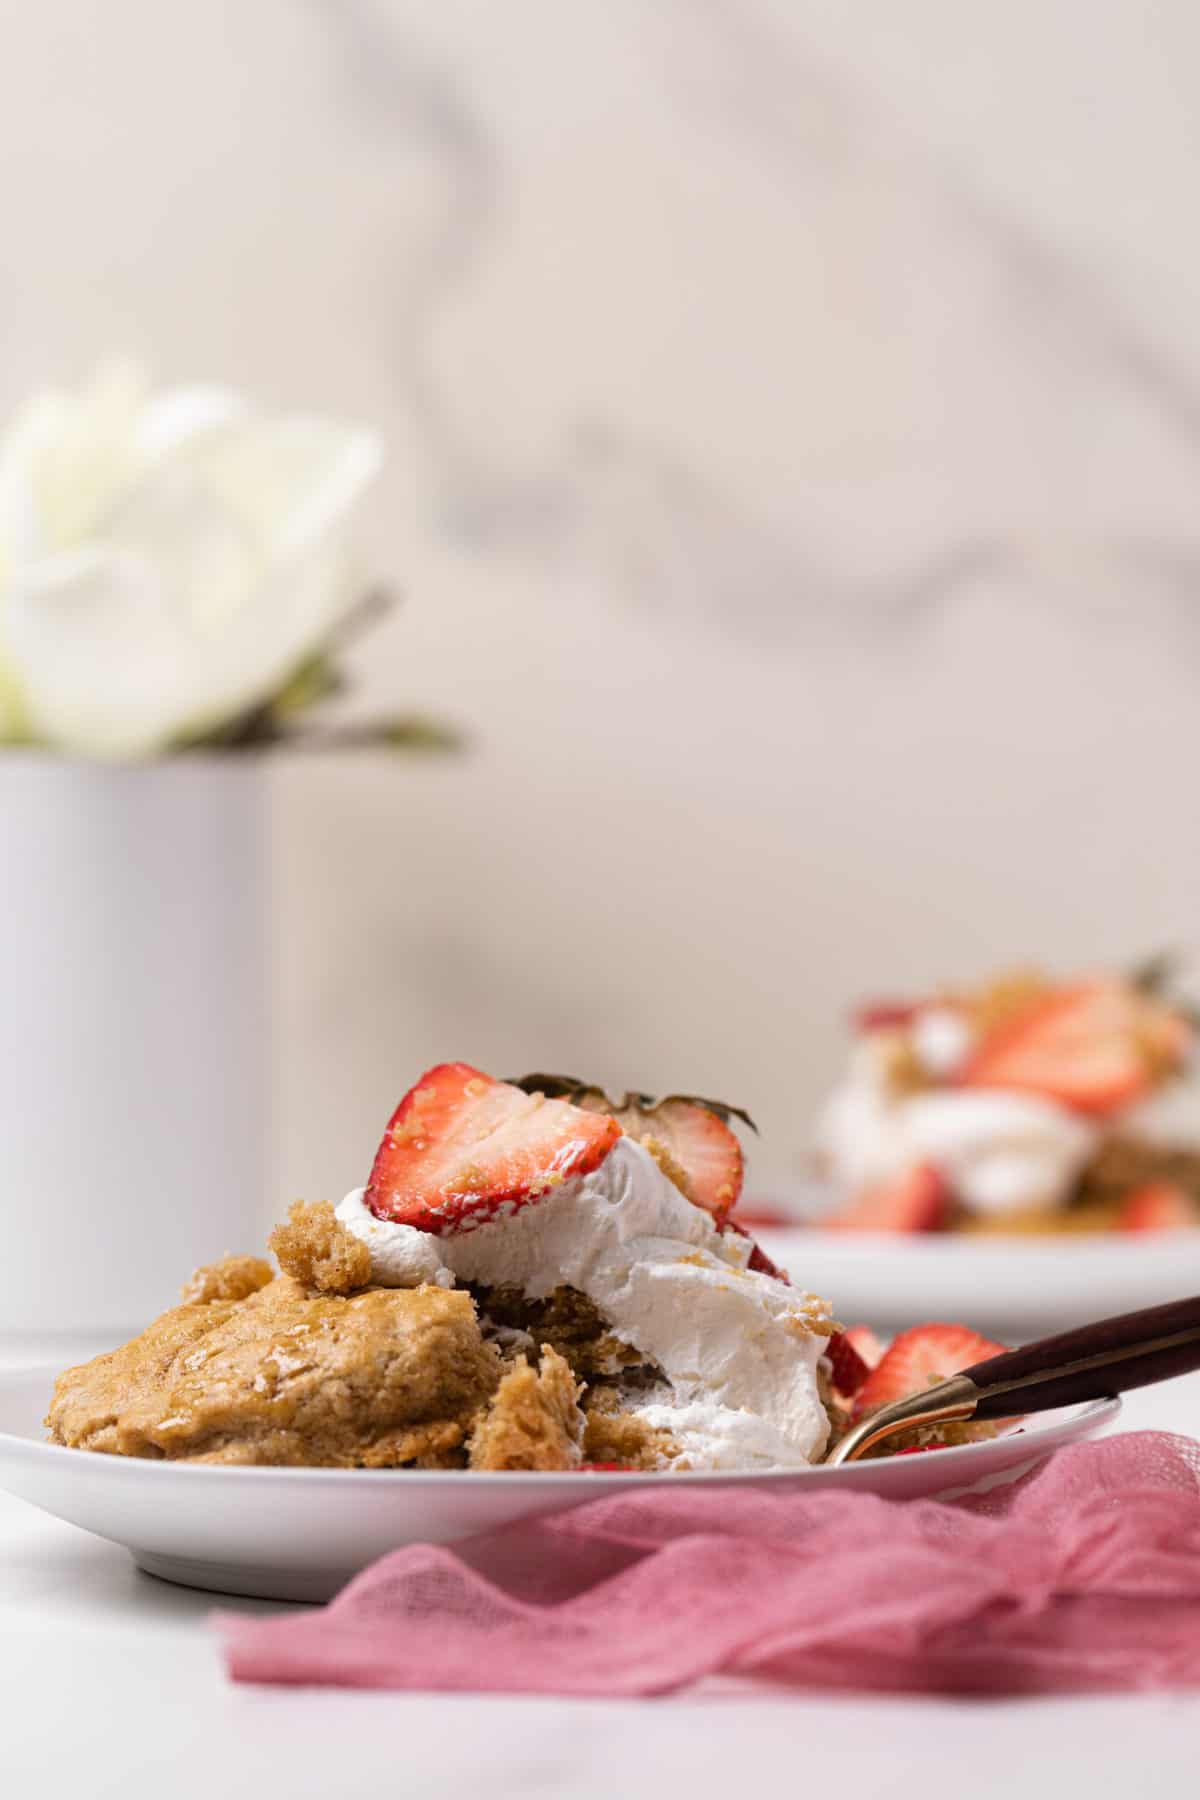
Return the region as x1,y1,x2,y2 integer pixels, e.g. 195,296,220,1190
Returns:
0,359,383,758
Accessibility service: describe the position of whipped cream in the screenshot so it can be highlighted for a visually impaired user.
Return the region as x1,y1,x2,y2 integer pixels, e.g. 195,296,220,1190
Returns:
817,1037,1098,1216
334,1191,455,1287
338,1137,829,1470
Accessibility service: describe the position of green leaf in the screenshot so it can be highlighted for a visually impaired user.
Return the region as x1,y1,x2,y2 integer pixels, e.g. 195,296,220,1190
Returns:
269,654,345,721
507,1073,759,1134
1128,949,1180,997
283,713,466,753
374,715,466,752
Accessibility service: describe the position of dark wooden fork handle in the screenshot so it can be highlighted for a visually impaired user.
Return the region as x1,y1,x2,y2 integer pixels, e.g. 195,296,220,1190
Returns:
963,1293,1200,1420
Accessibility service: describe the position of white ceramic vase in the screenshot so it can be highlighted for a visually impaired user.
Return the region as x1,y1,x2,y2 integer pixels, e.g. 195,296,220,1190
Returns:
0,754,268,1340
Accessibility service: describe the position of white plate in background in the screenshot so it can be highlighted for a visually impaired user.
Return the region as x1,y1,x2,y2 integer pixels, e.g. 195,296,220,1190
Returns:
0,1365,1118,1603
754,1223,1200,1335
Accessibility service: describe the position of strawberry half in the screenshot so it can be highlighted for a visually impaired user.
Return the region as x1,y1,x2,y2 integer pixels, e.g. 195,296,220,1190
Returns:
724,1217,789,1282
611,1096,743,1220
959,980,1189,1117
509,1075,750,1222
826,1327,884,1405
826,1162,949,1233
824,1331,872,1400
851,1323,1007,1422
365,1063,621,1234
1117,1182,1199,1233
842,1324,885,1369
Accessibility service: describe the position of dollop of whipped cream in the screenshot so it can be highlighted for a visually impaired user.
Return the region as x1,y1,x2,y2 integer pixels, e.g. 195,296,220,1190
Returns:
817,1030,1098,1216
338,1136,829,1470
335,1191,455,1287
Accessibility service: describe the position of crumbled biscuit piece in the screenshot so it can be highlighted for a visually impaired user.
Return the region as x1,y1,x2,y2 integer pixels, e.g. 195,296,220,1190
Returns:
582,1391,677,1470
780,1289,840,1337
468,1346,584,1471
269,1200,372,1295
180,1255,274,1306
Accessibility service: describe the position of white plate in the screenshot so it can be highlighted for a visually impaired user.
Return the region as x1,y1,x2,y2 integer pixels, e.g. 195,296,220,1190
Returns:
0,1365,1119,1602
754,1225,1200,1336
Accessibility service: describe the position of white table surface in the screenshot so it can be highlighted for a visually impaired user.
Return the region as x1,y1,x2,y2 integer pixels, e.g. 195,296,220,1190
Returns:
3,1336,1199,1800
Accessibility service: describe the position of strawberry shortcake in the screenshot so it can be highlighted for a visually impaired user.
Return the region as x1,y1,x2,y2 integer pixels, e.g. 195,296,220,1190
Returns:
49,1064,844,1471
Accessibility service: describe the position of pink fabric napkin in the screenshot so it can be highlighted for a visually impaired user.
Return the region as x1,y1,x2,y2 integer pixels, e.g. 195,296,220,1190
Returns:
219,1431,1200,1697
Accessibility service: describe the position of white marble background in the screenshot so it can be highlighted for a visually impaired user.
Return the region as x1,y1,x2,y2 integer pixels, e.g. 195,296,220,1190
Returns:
3,1,1199,1198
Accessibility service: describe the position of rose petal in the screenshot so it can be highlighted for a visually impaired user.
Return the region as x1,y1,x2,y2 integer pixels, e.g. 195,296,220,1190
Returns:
134,386,247,462
0,393,70,566
0,360,149,561
5,545,208,757
102,461,262,634
186,417,384,559
175,545,359,744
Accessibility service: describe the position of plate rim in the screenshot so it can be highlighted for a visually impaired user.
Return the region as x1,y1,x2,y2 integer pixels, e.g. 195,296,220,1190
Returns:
754,1225,1200,1257
0,1363,1122,1487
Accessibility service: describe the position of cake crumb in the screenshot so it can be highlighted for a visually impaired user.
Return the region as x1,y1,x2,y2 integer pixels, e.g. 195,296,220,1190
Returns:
269,1201,372,1295
468,1346,584,1471
180,1255,274,1306
788,1294,840,1337
583,1392,678,1470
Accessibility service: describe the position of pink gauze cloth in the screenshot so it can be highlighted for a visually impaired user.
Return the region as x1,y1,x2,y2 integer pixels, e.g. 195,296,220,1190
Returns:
218,1431,1200,1697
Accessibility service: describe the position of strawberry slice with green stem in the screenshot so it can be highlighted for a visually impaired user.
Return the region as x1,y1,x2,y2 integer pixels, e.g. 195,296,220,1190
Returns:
366,1063,621,1234
510,1074,752,1222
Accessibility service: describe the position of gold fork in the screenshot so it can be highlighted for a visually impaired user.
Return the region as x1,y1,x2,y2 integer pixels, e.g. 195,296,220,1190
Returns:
826,1293,1200,1464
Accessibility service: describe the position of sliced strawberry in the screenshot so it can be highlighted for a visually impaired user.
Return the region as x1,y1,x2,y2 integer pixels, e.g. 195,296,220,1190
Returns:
724,1217,789,1282
365,1063,621,1234
1117,1182,1199,1233
853,999,920,1033
827,1328,887,1404
841,1324,884,1370
851,1323,1007,1422
825,1331,872,1399
729,1201,792,1228
745,1237,786,1280
509,1076,749,1223
827,1162,949,1233
959,980,1188,1117
588,1096,744,1222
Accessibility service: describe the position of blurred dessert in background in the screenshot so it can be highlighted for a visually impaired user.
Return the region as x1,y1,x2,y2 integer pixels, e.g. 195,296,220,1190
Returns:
813,962,1199,1234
